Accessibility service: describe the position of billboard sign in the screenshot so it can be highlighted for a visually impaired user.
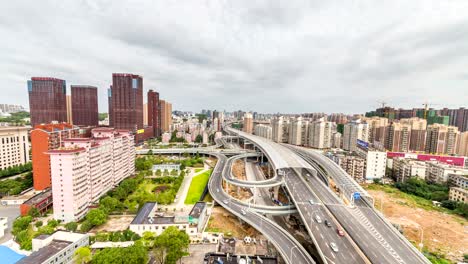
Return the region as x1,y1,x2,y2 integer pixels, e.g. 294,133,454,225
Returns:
356,139,369,150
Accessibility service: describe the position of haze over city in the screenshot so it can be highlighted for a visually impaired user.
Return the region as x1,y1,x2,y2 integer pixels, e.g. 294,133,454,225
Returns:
1,1,468,113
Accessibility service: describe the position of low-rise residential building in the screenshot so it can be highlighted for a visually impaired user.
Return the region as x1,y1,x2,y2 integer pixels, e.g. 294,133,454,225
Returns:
130,202,206,237
188,202,208,233
20,189,53,216
18,231,89,264
49,128,135,222
337,155,365,183
449,187,467,204
448,174,468,189
354,144,387,181
425,162,468,184
392,158,427,182
0,126,30,170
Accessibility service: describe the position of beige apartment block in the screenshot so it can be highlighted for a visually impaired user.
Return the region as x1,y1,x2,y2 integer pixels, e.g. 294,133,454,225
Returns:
0,126,30,170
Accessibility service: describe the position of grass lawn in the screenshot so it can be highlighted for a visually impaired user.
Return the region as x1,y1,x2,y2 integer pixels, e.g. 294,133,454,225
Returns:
185,169,212,204
365,184,453,214
194,168,204,173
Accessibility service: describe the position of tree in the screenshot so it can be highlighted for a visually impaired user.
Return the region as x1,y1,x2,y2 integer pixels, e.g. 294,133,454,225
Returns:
65,222,78,232
100,196,120,213
35,221,43,228
86,209,107,226
12,216,32,236
195,135,203,143
16,229,32,250
74,246,92,264
152,226,190,264
47,219,59,228
80,220,93,232
92,242,148,264
28,207,40,218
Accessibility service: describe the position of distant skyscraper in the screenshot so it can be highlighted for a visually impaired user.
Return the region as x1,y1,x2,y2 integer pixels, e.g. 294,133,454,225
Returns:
309,118,333,149
66,95,72,124
385,122,411,152
71,85,98,126
28,77,67,126
343,119,369,152
243,112,253,134
148,90,161,137
143,103,148,126
160,100,172,132
456,131,468,156
108,73,143,131
425,124,459,155
401,117,427,152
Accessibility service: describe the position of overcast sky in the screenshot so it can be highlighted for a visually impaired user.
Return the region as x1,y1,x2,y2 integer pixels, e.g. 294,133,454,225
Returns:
1,1,467,114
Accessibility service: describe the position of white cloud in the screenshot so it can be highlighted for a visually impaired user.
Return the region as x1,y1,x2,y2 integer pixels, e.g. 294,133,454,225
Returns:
0,0,467,114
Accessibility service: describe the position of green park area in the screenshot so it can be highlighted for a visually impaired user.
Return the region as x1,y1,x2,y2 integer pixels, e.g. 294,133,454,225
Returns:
185,169,213,204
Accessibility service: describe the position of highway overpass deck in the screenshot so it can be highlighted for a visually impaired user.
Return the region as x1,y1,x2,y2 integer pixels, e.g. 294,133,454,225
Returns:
225,127,312,170
208,153,315,264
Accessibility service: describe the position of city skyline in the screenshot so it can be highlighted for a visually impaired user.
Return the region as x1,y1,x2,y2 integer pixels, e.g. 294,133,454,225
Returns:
1,1,468,113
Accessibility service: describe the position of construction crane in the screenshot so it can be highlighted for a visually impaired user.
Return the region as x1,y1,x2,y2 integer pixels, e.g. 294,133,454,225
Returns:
377,101,387,109
422,102,439,119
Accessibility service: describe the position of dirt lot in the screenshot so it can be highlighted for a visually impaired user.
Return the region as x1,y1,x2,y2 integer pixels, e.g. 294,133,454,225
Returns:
206,206,260,237
91,215,135,233
232,160,246,180
368,188,467,262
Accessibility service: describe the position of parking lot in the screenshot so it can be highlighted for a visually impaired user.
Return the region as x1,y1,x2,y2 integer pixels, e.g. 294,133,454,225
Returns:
0,205,20,243
180,244,217,264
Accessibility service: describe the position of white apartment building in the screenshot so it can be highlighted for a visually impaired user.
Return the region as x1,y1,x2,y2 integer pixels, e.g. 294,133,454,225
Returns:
343,119,369,152
392,158,427,182
272,116,289,143
254,124,272,140
289,117,304,145
49,128,135,223
355,146,387,181
0,126,30,170
309,118,333,149
425,161,468,184
332,132,342,149
18,231,89,264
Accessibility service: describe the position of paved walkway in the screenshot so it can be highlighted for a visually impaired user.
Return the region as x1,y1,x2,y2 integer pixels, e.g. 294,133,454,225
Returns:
170,166,210,211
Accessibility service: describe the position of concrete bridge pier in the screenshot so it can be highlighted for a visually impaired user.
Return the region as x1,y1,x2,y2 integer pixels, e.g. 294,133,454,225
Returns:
273,186,280,200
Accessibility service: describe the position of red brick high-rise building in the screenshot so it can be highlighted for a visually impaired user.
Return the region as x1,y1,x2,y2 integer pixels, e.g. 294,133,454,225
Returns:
31,123,80,190
71,85,99,126
108,73,143,131
147,89,161,137
28,77,67,126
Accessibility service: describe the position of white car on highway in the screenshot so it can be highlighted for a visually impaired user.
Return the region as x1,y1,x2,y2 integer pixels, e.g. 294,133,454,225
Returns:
329,242,339,252
315,215,322,223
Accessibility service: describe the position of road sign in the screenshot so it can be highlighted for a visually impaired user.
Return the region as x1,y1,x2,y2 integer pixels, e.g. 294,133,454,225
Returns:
353,192,361,200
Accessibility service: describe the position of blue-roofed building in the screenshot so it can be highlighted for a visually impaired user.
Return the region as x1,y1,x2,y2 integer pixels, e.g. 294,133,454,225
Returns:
0,245,26,264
